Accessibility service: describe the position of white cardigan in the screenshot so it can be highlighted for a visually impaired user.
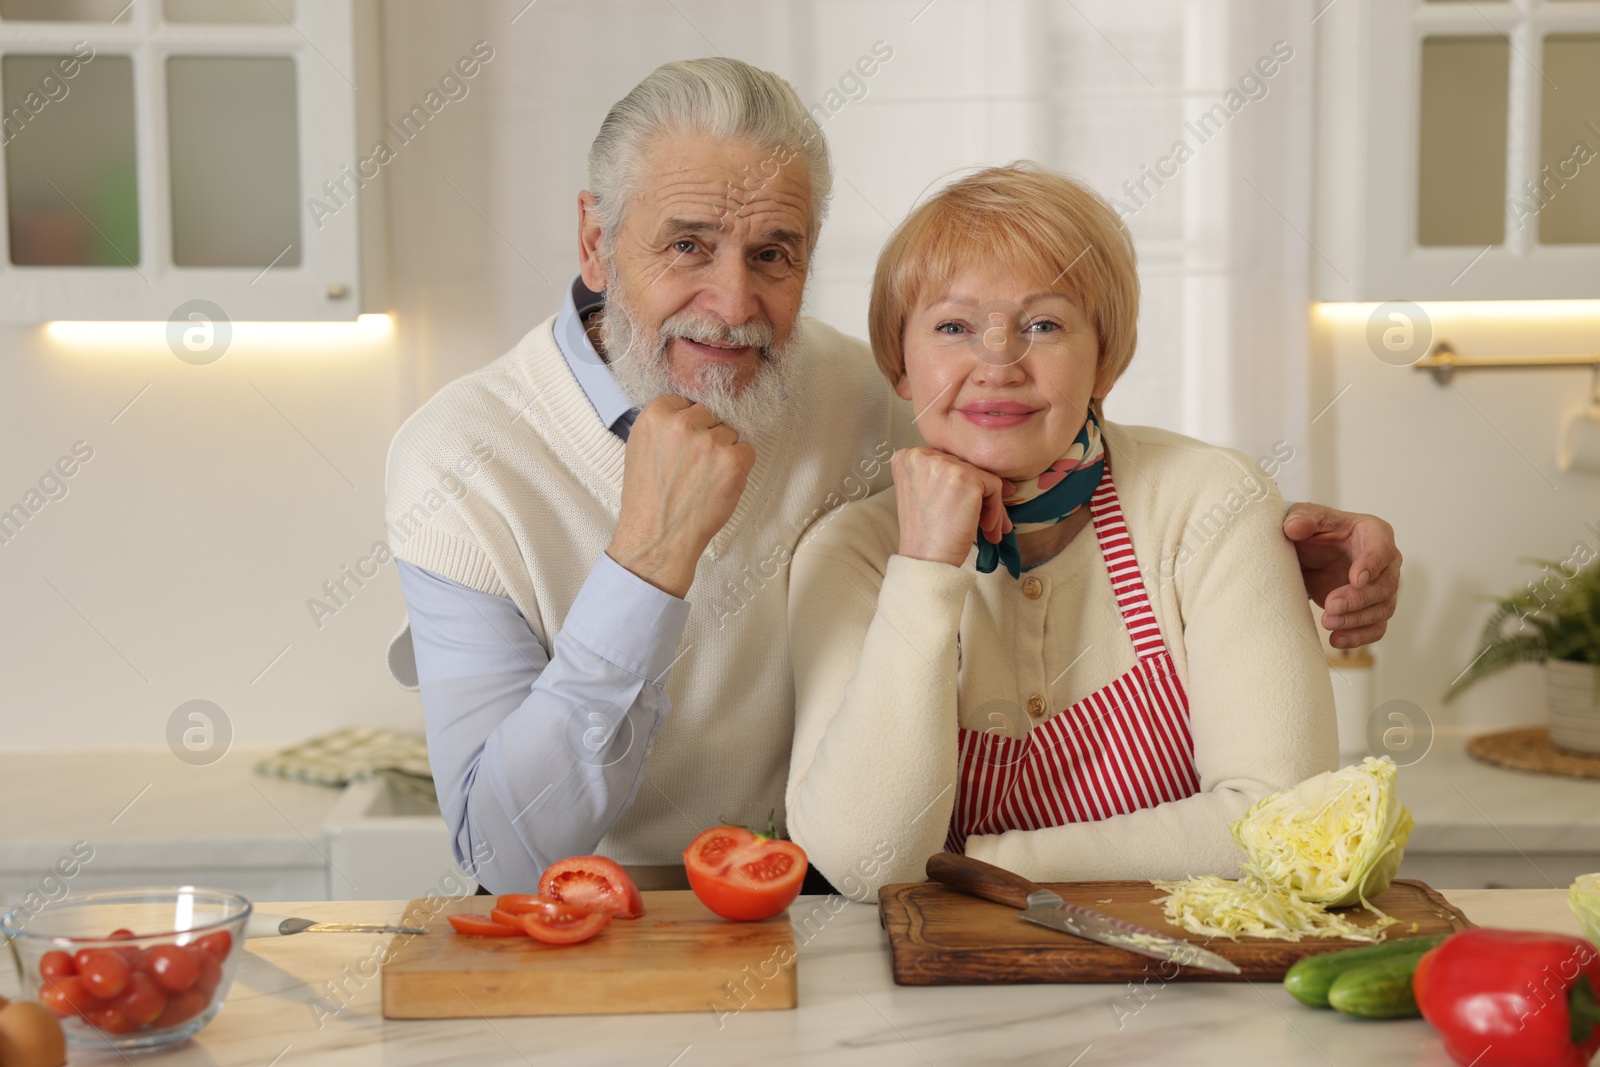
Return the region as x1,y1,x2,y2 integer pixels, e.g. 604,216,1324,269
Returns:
785,420,1338,898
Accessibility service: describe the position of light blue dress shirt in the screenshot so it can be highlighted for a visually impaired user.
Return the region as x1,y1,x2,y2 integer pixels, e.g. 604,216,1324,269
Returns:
398,277,684,892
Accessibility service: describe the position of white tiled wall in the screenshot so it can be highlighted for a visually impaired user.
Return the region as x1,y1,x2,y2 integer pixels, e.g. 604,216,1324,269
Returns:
2,0,1316,751
390,0,1318,478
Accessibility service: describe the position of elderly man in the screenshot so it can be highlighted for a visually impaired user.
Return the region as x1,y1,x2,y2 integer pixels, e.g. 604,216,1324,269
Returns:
385,58,1401,895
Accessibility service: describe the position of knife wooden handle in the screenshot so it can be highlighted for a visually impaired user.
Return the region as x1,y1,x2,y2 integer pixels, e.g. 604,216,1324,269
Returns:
926,853,1043,910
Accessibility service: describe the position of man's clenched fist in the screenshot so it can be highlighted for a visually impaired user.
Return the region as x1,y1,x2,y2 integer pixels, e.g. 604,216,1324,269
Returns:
607,396,756,599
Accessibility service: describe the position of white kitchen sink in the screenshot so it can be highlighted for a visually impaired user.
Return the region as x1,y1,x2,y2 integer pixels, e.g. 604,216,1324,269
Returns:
322,774,476,901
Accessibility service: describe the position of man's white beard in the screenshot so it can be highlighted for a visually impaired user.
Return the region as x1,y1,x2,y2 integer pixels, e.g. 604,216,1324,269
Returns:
598,271,798,441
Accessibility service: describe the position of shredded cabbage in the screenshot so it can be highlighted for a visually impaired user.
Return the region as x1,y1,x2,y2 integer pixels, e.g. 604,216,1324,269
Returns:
1570,872,1600,947
1152,875,1396,942
1233,756,1414,908
1150,757,1413,941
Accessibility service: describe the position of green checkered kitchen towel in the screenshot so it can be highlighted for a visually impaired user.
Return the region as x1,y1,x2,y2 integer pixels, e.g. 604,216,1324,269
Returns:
255,727,434,802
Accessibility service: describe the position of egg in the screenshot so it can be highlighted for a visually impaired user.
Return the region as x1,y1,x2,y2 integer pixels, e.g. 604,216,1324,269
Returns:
0,1001,66,1067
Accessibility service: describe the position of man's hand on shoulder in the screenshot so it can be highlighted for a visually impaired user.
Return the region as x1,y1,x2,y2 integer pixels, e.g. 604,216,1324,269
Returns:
1282,503,1401,650
607,396,755,599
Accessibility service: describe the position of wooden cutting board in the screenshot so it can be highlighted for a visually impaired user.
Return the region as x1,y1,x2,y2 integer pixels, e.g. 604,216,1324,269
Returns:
382,890,796,1018
878,878,1472,985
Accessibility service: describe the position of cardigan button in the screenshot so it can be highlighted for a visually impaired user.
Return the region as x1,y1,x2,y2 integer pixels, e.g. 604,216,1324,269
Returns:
1021,576,1044,599
1026,694,1047,718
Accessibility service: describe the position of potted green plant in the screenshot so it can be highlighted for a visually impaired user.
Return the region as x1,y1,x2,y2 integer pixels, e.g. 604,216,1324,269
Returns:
1446,554,1600,754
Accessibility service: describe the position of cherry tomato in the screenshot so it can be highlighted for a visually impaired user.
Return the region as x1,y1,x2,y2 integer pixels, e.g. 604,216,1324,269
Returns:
194,930,232,961
152,987,208,1029
38,950,75,980
191,948,223,999
445,913,525,937
79,949,131,999
38,975,100,1018
105,931,145,968
538,857,645,919
516,901,610,946
683,825,808,922
86,1003,139,1035
143,944,199,993
109,971,166,1027
76,942,138,971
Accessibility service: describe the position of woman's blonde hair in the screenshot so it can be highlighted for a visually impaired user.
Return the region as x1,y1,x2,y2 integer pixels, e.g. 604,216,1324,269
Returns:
868,163,1139,396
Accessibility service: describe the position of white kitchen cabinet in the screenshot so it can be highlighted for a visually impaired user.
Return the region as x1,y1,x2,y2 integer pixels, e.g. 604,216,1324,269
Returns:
0,0,386,322
1315,0,1600,301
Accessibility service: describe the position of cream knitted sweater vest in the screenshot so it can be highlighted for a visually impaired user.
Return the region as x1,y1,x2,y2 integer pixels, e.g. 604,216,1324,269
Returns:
384,313,913,864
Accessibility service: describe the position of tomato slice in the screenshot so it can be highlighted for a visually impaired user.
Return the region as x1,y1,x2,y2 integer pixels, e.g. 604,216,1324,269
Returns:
683,825,807,922
494,893,562,915
489,908,536,931
538,857,645,919
445,913,525,937
516,901,611,945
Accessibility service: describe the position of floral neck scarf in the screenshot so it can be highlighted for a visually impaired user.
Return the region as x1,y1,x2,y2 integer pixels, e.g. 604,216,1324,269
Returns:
975,409,1106,579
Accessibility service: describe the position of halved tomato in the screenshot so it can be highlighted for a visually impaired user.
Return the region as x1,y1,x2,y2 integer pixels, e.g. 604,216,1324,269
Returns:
538,857,644,919
516,901,610,946
683,826,807,922
445,913,525,937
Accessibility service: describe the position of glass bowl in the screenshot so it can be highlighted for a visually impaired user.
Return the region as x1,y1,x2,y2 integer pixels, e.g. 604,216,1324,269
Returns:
1573,872,1600,949
1,885,251,1052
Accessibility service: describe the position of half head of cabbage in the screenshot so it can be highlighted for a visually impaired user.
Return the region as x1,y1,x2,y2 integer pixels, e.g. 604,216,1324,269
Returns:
1231,755,1414,908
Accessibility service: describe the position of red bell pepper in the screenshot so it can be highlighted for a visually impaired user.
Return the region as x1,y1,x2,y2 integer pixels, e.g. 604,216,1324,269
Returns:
1414,929,1600,1067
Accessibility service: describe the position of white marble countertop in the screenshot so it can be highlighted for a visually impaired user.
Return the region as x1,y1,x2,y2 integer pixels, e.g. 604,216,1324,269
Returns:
1396,727,1600,853
3,729,1596,877
2,888,1586,1067
0,747,340,873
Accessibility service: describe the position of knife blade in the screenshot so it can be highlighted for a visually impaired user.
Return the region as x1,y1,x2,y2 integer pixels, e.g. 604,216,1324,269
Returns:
246,912,427,938
926,853,1240,976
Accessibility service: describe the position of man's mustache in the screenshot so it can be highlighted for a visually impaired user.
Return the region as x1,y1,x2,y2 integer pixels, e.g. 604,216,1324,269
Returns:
658,312,778,361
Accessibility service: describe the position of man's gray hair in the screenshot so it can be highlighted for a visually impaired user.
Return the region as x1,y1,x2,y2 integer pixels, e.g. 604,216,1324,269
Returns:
587,58,832,254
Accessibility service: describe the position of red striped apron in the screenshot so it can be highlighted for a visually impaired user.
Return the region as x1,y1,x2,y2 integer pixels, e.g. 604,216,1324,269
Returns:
946,469,1201,853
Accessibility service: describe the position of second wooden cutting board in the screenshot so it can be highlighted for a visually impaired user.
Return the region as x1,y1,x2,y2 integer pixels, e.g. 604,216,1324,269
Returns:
878,878,1472,984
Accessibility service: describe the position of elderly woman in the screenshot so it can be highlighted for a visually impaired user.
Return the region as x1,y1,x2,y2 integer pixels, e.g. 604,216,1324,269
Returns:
785,163,1338,899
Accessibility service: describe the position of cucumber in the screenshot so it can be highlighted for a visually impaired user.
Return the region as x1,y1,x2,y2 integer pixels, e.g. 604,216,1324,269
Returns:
1283,933,1447,1009
1327,956,1423,1019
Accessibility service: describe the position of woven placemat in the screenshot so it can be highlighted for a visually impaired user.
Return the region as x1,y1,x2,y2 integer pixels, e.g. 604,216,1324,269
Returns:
1467,726,1600,780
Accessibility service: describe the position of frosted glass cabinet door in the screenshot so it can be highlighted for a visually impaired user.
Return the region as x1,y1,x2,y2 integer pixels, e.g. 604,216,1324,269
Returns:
163,0,295,22
0,0,132,20
1417,36,1509,247
3,52,139,267
1538,34,1600,245
167,56,301,268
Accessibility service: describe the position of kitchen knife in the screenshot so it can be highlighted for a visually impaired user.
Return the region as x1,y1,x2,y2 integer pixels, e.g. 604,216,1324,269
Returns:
246,912,426,938
925,853,1241,976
